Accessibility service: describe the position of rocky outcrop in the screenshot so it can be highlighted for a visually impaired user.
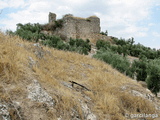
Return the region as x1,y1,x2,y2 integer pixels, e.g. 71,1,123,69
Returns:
27,80,55,107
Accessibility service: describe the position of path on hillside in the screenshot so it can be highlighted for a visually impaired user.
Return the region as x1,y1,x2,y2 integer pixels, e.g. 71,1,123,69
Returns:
88,44,97,57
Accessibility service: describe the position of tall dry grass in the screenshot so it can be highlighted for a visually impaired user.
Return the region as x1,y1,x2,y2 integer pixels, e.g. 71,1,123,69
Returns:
0,32,159,119
0,33,29,83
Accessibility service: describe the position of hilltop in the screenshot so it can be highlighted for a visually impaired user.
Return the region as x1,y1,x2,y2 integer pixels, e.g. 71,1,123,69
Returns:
0,32,160,120
44,12,111,43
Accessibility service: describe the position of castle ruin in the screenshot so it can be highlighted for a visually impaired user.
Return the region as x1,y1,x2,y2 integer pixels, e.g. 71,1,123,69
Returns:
45,12,111,42
49,12,56,23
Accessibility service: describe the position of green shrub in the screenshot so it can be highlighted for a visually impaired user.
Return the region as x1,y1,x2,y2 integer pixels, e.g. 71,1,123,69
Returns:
14,23,42,42
131,60,147,81
95,37,160,95
96,39,110,50
54,19,63,28
42,37,91,55
146,64,160,95
110,37,160,59
41,35,62,47
56,41,69,50
100,30,108,36
93,49,130,73
68,38,91,55
13,23,91,55
41,19,63,31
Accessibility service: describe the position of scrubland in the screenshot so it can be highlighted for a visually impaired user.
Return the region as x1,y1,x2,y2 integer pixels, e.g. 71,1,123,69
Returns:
0,32,159,120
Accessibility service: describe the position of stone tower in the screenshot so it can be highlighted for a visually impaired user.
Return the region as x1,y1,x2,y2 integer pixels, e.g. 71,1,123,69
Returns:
49,12,56,24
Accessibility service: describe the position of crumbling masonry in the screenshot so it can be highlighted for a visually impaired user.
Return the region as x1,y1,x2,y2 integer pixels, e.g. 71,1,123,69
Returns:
46,12,111,42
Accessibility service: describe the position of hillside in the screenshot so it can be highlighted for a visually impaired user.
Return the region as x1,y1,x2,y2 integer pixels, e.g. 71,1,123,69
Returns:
0,32,160,120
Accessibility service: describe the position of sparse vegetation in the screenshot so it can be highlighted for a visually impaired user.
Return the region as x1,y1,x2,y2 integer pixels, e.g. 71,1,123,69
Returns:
100,30,108,36
0,32,159,120
146,59,160,94
42,19,63,31
95,38,160,95
93,49,130,73
7,22,160,95
68,38,91,55
8,23,91,55
112,37,160,59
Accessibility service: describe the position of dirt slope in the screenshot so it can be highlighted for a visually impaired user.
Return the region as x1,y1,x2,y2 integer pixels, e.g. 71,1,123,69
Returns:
0,32,160,120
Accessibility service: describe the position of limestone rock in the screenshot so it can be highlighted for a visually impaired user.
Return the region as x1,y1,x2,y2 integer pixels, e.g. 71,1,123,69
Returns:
27,79,55,107
0,104,10,120
81,102,96,120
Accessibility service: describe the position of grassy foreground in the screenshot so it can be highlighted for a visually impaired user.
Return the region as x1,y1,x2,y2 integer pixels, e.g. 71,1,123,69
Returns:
0,32,159,120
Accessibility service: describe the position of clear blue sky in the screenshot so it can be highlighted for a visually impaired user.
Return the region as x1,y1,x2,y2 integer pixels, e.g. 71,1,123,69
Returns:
0,0,160,49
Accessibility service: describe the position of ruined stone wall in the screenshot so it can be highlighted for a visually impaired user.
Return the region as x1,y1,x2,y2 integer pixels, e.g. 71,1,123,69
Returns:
49,13,100,40
48,13,110,42
49,12,56,24
75,16,100,40
58,16,77,40
55,15,101,41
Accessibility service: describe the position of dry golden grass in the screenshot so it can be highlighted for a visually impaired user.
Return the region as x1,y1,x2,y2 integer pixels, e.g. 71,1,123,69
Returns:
88,15,98,18
70,15,98,21
0,35,28,83
0,32,159,119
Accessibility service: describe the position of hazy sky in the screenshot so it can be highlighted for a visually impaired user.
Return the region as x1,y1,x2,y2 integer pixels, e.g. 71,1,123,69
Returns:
0,0,160,49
